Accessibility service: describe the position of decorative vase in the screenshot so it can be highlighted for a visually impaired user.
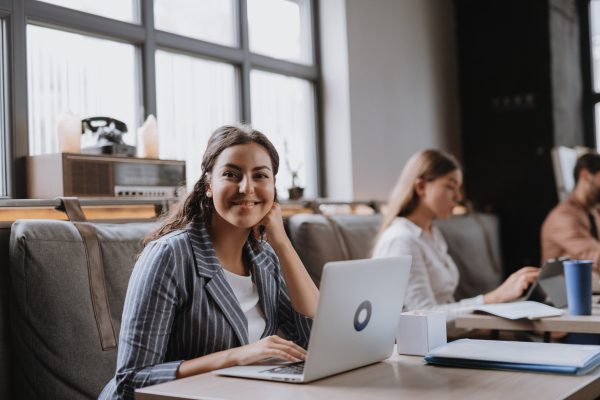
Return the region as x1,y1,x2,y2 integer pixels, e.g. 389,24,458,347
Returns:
57,110,81,153
288,187,304,200
137,114,159,158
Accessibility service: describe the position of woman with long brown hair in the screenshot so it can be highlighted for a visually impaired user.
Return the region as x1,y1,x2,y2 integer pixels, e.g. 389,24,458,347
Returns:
372,149,539,336
100,125,318,400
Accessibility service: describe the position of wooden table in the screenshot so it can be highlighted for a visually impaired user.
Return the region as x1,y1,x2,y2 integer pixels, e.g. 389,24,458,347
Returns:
456,297,600,336
136,346,600,400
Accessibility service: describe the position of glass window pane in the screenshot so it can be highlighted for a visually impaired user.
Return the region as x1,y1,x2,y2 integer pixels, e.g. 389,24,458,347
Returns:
156,50,237,189
250,70,316,199
37,0,138,23
248,0,312,64
154,0,236,47
27,25,138,155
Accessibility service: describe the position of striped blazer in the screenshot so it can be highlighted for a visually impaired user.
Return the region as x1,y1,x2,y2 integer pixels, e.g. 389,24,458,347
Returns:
99,223,313,400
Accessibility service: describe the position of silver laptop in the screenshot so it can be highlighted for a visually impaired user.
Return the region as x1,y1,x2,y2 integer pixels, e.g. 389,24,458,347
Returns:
212,256,412,383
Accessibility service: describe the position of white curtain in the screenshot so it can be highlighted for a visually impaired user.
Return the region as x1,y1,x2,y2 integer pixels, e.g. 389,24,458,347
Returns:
27,25,137,155
155,50,237,190
250,69,316,199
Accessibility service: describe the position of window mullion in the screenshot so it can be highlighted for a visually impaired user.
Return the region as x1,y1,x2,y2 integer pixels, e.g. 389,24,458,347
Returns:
310,0,324,197
10,0,28,198
239,0,251,123
142,0,157,120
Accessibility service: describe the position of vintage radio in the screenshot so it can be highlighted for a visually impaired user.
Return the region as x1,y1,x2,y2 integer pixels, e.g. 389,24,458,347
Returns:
26,153,186,199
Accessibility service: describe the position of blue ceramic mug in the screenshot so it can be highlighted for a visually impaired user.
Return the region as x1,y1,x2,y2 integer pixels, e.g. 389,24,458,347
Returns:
563,260,593,315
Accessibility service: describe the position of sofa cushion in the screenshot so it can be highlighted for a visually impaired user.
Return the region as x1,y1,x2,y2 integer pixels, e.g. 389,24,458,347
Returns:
287,214,382,286
9,219,155,400
435,213,503,300
329,214,383,260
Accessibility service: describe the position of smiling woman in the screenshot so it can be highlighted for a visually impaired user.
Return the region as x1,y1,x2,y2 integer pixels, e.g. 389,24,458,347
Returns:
207,142,278,249
99,124,318,400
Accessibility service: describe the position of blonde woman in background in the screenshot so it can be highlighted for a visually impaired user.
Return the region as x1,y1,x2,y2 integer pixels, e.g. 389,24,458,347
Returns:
372,149,539,336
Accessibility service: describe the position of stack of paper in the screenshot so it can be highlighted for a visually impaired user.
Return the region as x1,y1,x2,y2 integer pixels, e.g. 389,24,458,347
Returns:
471,301,563,320
425,339,600,375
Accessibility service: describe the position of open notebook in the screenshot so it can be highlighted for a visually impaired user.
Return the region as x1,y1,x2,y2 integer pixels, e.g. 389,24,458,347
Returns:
471,301,563,320
425,339,600,375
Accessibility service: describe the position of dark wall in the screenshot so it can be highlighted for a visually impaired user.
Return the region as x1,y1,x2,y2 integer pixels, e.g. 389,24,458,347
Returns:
455,0,559,274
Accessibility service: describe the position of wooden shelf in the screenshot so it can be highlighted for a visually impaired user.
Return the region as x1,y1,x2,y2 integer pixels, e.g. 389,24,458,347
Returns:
0,205,158,222
0,198,175,223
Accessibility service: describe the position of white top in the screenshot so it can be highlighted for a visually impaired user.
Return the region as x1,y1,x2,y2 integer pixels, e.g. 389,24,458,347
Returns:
372,217,484,336
223,269,267,343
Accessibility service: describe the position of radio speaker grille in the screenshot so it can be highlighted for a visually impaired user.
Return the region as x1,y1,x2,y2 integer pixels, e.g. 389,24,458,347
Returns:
71,161,112,196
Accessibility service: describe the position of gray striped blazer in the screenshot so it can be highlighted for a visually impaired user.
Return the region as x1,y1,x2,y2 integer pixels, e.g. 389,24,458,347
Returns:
99,223,313,400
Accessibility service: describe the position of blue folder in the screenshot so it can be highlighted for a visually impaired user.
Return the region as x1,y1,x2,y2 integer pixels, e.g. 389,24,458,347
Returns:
424,339,600,376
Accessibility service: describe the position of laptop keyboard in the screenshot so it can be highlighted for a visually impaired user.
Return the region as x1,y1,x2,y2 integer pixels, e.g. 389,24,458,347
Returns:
261,361,305,375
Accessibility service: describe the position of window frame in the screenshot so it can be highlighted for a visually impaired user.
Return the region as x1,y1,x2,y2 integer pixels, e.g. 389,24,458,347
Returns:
1,0,323,199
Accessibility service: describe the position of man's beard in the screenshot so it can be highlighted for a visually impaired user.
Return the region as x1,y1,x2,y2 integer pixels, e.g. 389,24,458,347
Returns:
589,179,600,204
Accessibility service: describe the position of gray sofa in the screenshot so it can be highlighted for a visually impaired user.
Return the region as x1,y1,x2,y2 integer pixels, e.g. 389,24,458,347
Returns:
1,211,503,399
9,220,155,399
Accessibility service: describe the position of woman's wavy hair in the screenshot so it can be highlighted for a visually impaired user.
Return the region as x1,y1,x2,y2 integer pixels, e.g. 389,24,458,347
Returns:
139,124,279,256
371,149,461,254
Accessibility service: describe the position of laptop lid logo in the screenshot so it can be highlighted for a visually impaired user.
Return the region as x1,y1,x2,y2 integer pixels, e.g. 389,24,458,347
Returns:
354,301,372,331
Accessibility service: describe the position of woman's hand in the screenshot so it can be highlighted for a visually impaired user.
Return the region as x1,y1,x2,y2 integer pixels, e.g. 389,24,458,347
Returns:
176,336,306,379
252,202,288,250
252,202,319,318
230,335,307,365
483,266,540,304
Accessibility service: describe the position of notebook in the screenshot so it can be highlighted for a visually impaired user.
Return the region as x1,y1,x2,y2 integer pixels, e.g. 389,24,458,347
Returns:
425,339,600,375
471,301,563,320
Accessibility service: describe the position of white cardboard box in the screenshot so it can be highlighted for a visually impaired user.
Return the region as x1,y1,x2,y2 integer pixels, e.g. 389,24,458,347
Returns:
397,310,447,356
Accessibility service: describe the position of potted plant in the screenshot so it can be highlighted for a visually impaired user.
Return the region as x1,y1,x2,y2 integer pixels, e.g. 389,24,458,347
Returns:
287,170,304,200
284,140,304,200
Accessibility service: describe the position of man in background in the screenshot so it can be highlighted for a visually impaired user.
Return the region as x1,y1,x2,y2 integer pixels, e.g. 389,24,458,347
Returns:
541,153,600,269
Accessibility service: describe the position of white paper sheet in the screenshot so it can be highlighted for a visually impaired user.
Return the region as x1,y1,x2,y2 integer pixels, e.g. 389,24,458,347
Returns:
471,301,563,320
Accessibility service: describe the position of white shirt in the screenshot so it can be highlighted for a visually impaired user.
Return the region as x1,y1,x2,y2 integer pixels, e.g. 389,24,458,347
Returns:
223,269,267,343
372,217,484,336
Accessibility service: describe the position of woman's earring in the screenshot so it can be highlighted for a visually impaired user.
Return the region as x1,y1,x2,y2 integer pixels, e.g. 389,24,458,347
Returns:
206,191,212,198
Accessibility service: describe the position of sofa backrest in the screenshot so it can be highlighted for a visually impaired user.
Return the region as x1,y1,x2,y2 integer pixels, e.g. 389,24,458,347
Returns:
9,219,155,400
287,213,503,301
287,214,383,286
435,213,503,300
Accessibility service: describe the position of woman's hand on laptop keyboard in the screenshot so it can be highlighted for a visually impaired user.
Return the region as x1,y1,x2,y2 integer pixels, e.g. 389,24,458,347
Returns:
176,336,306,379
483,267,540,304
230,335,307,366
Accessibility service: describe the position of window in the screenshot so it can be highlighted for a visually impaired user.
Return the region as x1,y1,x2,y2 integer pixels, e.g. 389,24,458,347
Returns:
27,25,138,155
156,51,237,187
250,70,316,198
247,0,312,64
37,0,139,23
0,0,320,198
154,0,237,47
